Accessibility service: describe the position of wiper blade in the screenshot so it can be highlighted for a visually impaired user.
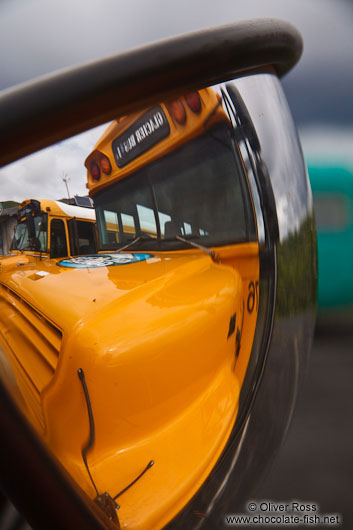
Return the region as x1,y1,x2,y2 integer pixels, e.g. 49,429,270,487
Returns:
118,234,216,261
175,235,216,261
117,235,155,252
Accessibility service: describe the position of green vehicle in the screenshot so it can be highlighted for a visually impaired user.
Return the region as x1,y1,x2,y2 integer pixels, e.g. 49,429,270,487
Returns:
308,164,353,310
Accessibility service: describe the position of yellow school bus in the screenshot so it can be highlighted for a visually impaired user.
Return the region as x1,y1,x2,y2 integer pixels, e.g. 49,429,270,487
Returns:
0,90,260,529
0,198,97,434
2,198,96,267
19,88,258,528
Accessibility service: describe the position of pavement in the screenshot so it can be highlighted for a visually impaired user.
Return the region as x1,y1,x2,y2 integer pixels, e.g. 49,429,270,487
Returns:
256,314,353,529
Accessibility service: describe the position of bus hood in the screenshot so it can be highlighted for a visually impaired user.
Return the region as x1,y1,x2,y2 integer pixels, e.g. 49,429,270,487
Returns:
0,251,237,332
0,252,35,273
0,250,244,529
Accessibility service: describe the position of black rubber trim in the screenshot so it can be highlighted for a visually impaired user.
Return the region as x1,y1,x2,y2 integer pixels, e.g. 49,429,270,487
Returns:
0,18,302,167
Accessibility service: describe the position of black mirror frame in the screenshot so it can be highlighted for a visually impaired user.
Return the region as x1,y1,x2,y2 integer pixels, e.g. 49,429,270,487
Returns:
0,18,302,167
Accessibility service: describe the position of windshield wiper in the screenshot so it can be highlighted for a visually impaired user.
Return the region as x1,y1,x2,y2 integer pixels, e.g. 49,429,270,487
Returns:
118,234,216,261
117,235,156,252
175,235,216,261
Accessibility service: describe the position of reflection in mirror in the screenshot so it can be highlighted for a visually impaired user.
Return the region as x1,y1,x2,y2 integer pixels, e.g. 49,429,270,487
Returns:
0,72,315,529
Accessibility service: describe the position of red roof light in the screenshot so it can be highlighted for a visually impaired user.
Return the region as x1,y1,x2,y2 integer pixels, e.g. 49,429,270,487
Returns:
90,161,101,181
185,92,201,113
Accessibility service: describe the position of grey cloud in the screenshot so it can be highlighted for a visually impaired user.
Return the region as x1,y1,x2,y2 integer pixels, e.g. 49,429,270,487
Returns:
1,0,352,90
1,0,352,202
0,124,106,202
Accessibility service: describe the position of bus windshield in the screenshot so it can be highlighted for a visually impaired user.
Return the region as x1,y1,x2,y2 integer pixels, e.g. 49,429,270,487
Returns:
11,213,48,251
95,124,256,251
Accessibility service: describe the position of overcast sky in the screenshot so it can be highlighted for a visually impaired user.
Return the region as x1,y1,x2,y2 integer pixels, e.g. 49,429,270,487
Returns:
1,0,353,202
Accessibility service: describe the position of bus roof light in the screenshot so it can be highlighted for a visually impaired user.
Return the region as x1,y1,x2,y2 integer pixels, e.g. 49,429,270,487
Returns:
99,154,112,175
185,93,202,113
90,161,101,181
167,100,186,124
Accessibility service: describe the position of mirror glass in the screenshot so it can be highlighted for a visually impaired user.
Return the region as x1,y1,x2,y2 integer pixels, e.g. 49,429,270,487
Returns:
0,71,311,529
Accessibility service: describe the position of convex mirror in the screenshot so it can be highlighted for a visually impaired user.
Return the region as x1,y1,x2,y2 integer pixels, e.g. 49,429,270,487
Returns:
0,19,316,530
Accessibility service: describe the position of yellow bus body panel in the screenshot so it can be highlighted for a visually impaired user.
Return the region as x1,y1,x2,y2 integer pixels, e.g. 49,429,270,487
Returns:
0,241,258,528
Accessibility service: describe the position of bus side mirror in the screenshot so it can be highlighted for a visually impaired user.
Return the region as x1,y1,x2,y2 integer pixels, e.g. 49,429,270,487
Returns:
0,19,316,530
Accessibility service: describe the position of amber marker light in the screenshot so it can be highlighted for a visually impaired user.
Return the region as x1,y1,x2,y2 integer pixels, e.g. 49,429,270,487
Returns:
167,100,186,124
99,154,112,175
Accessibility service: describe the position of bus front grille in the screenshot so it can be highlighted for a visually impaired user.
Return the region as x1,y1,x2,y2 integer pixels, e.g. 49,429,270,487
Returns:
0,283,62,398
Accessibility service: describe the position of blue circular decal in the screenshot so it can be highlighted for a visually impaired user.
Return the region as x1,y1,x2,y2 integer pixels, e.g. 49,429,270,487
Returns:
57,253,152,268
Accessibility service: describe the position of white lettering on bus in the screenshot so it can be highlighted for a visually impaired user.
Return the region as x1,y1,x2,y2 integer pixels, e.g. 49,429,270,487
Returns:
122,134,136,153
115,111,166,160
135,112,164,144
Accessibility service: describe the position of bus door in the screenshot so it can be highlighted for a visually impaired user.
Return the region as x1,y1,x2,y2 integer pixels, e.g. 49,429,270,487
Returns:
49,218,69,259
67,218,97,255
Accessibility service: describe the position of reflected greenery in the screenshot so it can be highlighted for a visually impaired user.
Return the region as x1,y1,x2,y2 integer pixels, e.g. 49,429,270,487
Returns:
276,214,317,316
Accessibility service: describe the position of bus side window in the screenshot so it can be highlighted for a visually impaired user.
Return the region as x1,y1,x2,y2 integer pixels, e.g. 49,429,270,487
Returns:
104,210,121,244
76,221,96,254
121,212,136,240
50,219,68,258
